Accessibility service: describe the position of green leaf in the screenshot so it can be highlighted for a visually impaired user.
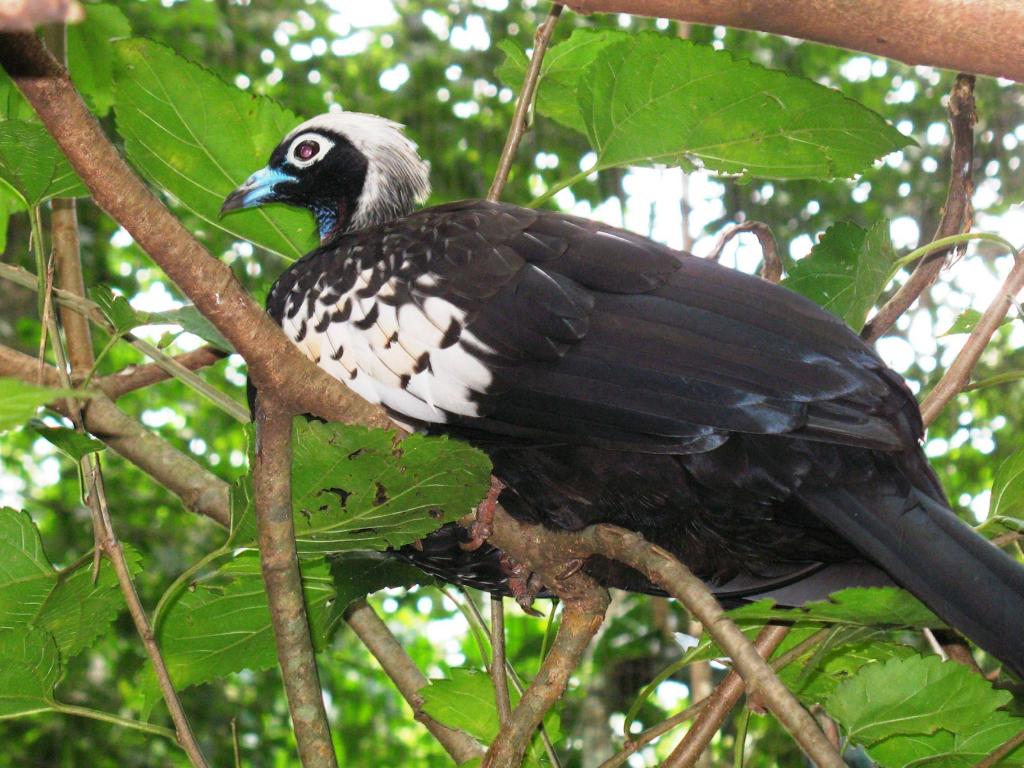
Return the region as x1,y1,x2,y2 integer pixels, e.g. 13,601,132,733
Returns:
828,654,1011,746
940,308,1017,336
867,710,1024,768
29,421,106,461
89,284,145,334
0,179,25,252
421,668,561,754
145,305,234,353
0,627,60,718
0,120,87,206
154,551,336,691
783,220,895,328
0,378,79,433
728,586,940,628
113,38,317,261
577,35,909,180
990,449,1024,522
0,508,136,660
496,30,625,133
67,4,132,117
286,421,491,555
0,69,37,123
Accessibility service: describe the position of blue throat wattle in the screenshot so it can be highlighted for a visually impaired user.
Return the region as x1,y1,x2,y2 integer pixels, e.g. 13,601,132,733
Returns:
312,205,338,241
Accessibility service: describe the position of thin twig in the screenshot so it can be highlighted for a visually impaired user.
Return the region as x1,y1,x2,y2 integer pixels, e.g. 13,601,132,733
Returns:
98,346,226,399
252,396,338,768
343,599,484,764
491,596,513,726
663,624,791,768
920,252,1024,425
705,221,783,283
862,74,976,343
486,4,564,202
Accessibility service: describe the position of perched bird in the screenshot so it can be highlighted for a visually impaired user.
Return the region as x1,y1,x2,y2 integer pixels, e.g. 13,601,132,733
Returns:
223,111,1024,677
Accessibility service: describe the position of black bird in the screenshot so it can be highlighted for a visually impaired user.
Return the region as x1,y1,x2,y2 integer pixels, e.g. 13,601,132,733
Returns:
223,111,1024,676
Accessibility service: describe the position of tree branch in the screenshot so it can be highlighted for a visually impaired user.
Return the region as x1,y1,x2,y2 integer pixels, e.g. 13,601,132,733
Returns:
490,596,513,727
561,1,1024,83
705,221,782,283
0,342,232,527
920,251,1024,425
343,599,485,764
487,3,563,202
862,74,976,343
252,398,338,768
662,624,790,768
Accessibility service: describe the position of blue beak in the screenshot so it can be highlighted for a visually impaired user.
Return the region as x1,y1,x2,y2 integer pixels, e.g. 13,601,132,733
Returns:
220,166,295,216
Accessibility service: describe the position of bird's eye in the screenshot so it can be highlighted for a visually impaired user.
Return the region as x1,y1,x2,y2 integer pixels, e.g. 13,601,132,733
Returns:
295,140,320,161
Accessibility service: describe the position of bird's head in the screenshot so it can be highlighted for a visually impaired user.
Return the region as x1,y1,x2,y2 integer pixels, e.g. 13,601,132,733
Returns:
220,111,431,241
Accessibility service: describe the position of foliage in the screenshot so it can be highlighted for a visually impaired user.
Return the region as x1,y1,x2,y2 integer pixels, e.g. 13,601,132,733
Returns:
0,2,1022,767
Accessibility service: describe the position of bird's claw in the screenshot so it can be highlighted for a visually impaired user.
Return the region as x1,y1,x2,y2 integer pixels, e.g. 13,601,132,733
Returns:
500,553,545,616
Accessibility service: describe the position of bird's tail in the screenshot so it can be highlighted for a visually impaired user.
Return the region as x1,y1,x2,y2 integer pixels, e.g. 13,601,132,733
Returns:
798,480,1024,679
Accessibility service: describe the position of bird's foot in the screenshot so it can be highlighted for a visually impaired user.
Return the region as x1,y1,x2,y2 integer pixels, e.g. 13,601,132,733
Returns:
500,553,544,616
460,476,505,551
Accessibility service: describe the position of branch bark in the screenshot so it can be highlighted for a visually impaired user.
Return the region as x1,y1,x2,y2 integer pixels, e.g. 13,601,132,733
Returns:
862,74,976,343
252,398,338,768
561,1,1024,83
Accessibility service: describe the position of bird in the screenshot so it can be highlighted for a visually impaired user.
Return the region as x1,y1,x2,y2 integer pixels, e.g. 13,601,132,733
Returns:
222,111,1024,677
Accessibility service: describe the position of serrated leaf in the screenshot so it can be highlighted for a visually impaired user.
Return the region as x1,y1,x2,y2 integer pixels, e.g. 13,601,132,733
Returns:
67,4,131,117
0,508,135,660
496,30,625,133
783,220,895,328
0,378,80,433
828,654,1011,746
113,38,317,261
90,284,144,334
421,668,561,757
0,626,60,718
154,551,336,691
0,120,87,206
728,586,940,628
577,35,909,180
991,449,1024,522
29,421,105,461
145,305,234,352
286,420,491,555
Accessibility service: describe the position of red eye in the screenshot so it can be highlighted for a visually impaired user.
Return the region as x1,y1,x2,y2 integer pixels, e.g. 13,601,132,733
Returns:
295,140,320,161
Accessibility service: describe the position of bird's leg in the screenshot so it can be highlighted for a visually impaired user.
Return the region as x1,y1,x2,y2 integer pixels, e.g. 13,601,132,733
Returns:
460,476,505,551
499,553,544,616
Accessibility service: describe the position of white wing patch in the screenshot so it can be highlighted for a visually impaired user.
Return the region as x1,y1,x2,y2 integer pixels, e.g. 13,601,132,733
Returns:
282,276,491,425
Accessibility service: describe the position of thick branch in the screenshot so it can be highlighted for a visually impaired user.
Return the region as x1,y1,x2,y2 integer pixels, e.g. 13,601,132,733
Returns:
862,74,976,343
99,347,226,399
0,32,389,429
253,398,338,768
562,1,1024,83
343,599,484,764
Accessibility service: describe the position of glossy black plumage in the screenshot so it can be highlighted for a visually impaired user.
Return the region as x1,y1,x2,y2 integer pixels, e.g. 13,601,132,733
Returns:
227,114,1024,678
